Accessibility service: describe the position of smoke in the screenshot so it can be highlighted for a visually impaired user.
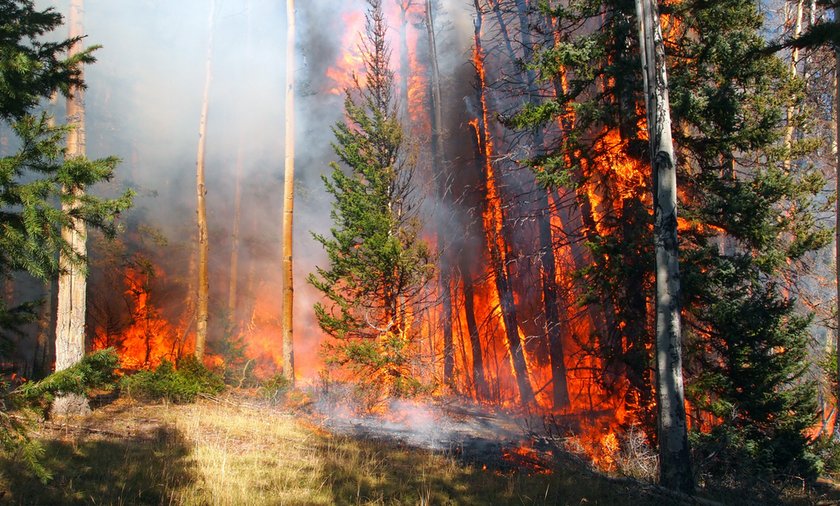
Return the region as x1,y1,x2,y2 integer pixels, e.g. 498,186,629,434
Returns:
11,0,480,379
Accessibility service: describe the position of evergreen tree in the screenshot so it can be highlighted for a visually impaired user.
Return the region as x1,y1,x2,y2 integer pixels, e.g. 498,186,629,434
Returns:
514,0,827,485
309,0,432,400
0,0,131,340
0,0,130,477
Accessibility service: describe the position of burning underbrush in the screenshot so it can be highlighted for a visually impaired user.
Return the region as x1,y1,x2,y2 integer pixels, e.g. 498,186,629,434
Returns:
308,383,658,481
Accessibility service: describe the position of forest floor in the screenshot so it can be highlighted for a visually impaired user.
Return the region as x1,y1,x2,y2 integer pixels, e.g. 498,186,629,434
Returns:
1,391,839,505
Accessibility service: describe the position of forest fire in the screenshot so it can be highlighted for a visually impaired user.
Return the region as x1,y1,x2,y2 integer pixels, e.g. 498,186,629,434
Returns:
3,1,829,500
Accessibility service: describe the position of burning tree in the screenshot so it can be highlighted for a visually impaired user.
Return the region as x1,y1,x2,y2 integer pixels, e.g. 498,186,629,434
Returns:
309,0,433,401
511,0,827,487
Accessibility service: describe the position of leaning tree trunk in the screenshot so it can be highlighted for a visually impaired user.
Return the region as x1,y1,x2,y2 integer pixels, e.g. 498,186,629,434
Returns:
636,0,693,493
194,0,216,360
281,0,296,383
53,0,90,417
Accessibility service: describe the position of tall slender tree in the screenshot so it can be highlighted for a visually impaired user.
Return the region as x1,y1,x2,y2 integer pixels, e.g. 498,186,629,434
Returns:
281,0,296,383
635,0,692,493
194,0,216,360
52,0,90,416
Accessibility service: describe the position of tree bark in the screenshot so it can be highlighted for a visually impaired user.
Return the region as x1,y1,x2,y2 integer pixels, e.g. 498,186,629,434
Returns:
472,0,535,406
281,0,296,383
53,0,89,416
460,257,490,400
194,0,216,360
636,0,693,492
784,0,805,170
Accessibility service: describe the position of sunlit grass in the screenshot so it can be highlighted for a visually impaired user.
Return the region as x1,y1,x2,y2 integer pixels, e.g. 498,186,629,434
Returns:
0,396,665,505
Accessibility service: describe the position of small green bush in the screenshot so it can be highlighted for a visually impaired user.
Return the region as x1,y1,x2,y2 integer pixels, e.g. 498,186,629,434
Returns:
258,373,292,402
120,356,224,403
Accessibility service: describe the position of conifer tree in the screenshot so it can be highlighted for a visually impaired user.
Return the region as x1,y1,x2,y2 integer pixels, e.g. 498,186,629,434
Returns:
309,0,432,399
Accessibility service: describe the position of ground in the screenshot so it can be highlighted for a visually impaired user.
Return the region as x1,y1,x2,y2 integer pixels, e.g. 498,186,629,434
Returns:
1,392,839,505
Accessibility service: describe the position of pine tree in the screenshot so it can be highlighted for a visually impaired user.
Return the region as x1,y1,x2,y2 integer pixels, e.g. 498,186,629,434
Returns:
309,0,432,400
0,0,130,475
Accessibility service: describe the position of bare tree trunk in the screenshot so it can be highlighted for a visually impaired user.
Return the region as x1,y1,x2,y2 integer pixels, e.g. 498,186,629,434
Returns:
472,0,535,406
281,0,296,383
398,1,412,117
636,0,692,492
784,0,805,170
194,0,216,360
460,259,490,399
53,0,89,416
424,0,455,388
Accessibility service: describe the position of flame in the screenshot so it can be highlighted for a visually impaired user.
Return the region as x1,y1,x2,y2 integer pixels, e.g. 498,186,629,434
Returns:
92,265,185,370
325,12,365,95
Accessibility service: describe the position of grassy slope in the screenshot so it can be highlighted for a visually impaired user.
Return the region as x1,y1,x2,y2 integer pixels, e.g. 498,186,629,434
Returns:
0,396,672,506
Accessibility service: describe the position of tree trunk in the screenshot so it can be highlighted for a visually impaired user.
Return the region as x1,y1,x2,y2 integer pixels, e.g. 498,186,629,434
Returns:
636,0,693,492
398,1,411,118
514,0,570,409
784,0,805,170
194,0,216,360
229,142,243,331
281,0,296,383
472,0,535,406
460,258,490,400
424,0,455,388
53,0,89,417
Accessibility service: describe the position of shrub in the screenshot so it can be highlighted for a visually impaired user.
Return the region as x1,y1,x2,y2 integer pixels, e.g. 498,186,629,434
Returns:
258,373,292,403
120,356,224,403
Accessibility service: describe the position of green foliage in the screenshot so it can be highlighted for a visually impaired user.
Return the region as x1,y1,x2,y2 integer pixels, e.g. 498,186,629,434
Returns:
0,0,133,336
308,0,431,400
119,356,224,403
15,348,119,403
2,349,120,483
258,373,292,402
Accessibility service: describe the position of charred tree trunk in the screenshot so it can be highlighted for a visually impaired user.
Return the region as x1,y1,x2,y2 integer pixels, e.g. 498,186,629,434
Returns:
281,0,296,383
53,0,90,416
636,0,692,492
34,280,55,378
425,0,455,388
514,0,570,409
460,258,490,400
194,0,216,360
472,0,535,407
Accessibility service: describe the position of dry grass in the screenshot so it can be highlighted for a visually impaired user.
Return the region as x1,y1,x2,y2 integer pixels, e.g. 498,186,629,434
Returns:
0,395,674,505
